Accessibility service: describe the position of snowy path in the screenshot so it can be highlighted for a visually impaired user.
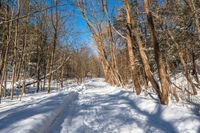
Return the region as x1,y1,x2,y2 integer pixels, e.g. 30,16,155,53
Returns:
0,85,79,133
49,79,200,133
0,78,200,133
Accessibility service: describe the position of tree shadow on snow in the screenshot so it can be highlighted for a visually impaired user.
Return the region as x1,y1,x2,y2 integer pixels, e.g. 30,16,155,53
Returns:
51,90,179,133
189,101,200,132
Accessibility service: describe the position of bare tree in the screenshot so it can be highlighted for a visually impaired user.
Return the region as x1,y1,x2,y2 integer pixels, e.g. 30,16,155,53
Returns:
144,0,170,104
48,0,58,93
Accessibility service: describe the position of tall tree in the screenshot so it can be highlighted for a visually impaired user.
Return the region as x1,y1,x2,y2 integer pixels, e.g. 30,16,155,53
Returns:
48,0,58,93
123,0,161,100
143,0,170,104
122,0,141,95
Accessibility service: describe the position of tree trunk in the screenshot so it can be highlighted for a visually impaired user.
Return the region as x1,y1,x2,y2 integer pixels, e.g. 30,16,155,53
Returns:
108,22,123,85
21,1,30,96
2,26,10,98
144,0,169,105
0,7,12,101
191,47,199,84
60,63,65,88
20,35,27,96
167,30,197,95
188,0,200,85
123,0,141,95
95,34,123,86
11,0,20,99
188,0,200,42
36,47,40,92
48,0,58,93
123,0,161,99
36,24,40,93
78,2,123,86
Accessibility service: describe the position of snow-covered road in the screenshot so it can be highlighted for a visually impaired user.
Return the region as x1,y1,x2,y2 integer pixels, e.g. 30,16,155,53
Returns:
0,78,200,133
49,79,200,133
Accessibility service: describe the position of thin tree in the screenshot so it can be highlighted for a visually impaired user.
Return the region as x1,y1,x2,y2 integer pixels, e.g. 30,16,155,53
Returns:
48,0,58,93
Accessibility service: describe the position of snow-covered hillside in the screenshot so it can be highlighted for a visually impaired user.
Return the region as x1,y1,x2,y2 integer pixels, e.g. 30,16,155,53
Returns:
0,78,199,133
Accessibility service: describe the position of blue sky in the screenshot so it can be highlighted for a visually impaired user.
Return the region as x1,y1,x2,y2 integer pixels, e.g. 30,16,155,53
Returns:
69,0,123,48
54,0,162,53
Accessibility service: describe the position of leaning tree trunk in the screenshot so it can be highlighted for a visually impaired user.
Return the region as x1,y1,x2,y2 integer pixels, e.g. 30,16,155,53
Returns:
152,8,198,96
60,62,65,88
100,33,123,86
188,0,200,42
101,0,123,85
144,0,169,105
123,0,161,98
191,43,199,84
123,0,141,95
167,30,197,95
108,22,123,85
188,0,200,85
95,35,116,85
77,2,123,86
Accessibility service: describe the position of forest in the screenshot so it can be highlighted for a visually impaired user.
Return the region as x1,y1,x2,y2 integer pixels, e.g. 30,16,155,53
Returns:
1,0,199,104
0,0,200,132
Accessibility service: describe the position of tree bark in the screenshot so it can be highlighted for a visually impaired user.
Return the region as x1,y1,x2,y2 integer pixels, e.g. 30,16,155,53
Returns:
188,0,200,43
48,0,58,93
0,7,12,101
167,30,197,95
123,0,141,95
78,1,123,86
123,0,161,99
144,0,170,105
11,0,20,99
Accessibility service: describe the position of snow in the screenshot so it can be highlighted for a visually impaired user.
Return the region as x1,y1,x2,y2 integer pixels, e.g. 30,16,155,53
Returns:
0,84,79,133
0,78,200,133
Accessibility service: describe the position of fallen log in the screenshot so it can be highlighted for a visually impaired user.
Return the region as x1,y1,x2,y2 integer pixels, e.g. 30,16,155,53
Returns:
18,56,70,88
